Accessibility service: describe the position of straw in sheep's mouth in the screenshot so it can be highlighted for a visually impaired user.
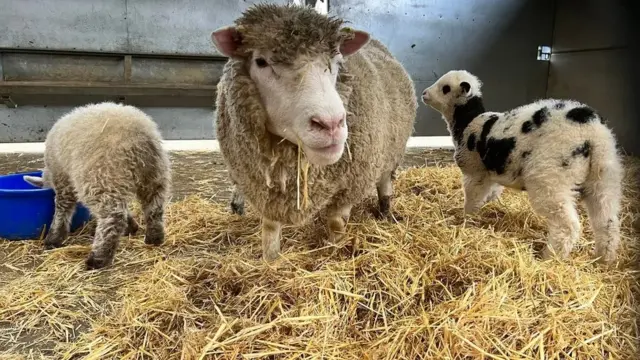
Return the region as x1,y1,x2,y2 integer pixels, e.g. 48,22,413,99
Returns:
297,140,310,211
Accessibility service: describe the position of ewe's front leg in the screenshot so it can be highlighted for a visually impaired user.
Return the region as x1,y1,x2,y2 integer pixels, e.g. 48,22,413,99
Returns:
376,170,394,218
230,186,245,215
262,218,282,262
327,204,352,243
462,173,496,214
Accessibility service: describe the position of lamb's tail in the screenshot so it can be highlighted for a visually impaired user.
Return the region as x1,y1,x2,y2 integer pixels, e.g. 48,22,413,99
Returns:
582,127,623,264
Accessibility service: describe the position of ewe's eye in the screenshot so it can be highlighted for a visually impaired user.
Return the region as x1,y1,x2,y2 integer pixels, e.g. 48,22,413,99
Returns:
255,58,268,68
442,85,451,94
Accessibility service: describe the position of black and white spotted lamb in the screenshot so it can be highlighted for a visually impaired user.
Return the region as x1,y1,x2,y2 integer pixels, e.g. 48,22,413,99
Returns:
421,70,623,264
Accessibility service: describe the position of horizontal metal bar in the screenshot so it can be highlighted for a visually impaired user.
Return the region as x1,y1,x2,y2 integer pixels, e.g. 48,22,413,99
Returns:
0,81,217,97
551,46,628,55
0,48,229,62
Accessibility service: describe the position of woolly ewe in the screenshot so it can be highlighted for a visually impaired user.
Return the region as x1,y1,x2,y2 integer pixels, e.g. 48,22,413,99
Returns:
211,4,417,261
421,70,623,264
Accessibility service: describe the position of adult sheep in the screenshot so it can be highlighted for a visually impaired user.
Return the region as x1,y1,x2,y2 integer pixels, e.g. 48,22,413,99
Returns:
211,4,417,261
24,102,172,270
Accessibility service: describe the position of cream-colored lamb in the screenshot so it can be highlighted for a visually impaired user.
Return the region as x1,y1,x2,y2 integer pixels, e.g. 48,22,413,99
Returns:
25,102,172,270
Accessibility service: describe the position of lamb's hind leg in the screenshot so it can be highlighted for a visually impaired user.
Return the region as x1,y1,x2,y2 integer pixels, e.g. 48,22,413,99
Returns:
126,212,139,235
583,181,622,265
528,186,581,261
44,177,77,249
86,202,128,270
138,185,168,246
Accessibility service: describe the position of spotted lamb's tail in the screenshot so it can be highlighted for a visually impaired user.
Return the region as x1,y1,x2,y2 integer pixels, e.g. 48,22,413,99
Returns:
582,126,623,264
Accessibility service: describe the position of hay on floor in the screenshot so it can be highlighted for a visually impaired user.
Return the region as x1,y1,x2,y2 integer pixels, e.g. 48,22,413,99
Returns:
0,160,639,359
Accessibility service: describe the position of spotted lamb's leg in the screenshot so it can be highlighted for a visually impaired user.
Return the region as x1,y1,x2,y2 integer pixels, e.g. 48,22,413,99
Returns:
583,179,622,265
262,218,282,262
327,203,353,244
85,201,128,270
528,186,581,261
462,173,496,214
44,176,77,249
230,185,245,215
485,183,504,203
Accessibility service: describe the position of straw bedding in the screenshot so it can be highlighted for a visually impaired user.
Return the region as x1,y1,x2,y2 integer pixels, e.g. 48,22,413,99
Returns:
0,158,638,359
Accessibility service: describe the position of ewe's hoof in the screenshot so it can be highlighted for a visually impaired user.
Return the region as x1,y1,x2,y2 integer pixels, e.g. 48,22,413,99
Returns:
126,217,140,236
144,229,165,246
263,250,280,263
85,252,112,270
595,251,617,266
230,201,244,216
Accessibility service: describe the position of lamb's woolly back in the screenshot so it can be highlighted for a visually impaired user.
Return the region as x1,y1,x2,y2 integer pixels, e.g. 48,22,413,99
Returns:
45,102,169,185
32,102,171,269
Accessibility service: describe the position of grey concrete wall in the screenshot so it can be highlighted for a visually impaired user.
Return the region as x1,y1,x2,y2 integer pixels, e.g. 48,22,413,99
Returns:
0,0,288,56
332,0,554,136
0,106,213,142
1,0,555,142
546,0,637,155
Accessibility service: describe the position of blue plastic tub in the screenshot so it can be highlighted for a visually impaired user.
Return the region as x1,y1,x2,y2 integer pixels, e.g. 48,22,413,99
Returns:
0,171,92,240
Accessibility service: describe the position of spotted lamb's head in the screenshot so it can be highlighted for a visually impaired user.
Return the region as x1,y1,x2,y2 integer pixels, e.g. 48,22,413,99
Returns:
421,70,482,113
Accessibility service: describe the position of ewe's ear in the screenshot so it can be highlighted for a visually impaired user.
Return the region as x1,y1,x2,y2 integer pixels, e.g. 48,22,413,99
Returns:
460,82,471,95
23,175,44,188
211,26,242,58
339,28,370,56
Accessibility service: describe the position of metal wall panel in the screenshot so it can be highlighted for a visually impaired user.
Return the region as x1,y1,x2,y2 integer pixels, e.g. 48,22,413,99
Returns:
547,51,637,155
332,0,555,136
131,58,224,85
0,0,128,52
552,0,628,52
548,0,636,155
1,0,556,141
126,0,289,56
2,53,124,82
0,106,214,142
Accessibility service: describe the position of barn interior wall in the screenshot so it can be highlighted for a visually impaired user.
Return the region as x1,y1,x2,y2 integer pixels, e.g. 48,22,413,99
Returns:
546,0,638,155
2,0,555,143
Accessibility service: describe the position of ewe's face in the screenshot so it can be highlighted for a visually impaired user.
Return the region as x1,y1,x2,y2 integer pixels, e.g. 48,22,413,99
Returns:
421,71,478,114
248,51,347,166
211,26,370,166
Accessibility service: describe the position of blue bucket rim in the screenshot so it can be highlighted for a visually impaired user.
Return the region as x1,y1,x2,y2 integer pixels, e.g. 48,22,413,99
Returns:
0,170,55,196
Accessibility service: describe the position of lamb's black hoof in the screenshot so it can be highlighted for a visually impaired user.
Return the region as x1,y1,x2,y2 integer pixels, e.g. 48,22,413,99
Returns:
85,252,112,270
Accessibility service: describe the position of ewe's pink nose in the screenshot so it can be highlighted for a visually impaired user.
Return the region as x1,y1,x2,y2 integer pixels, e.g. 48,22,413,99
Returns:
310,115,345,133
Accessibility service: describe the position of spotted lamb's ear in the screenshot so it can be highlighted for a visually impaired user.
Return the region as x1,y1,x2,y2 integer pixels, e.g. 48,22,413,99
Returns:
23,175,44,188
460,81,471,95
